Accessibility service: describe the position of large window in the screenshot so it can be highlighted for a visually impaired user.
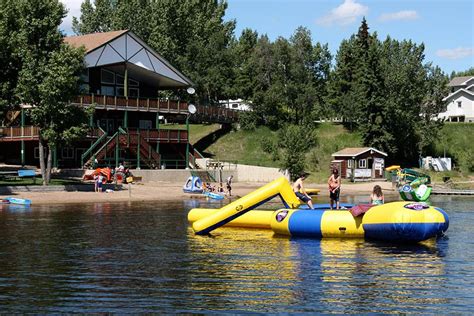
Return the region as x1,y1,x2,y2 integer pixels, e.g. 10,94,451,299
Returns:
101,86,115,96
101,69,115,84
358,159,367,169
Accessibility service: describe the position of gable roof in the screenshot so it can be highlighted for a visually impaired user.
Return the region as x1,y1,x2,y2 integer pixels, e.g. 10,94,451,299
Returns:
64,30,193,88
448,76,474,87
64,30,128,53
443,87,474,102
332,147,387,157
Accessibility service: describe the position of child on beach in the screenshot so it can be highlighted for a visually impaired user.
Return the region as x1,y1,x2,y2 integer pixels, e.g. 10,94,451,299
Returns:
370,185,384,205
328,168,341,210
293,172,314,209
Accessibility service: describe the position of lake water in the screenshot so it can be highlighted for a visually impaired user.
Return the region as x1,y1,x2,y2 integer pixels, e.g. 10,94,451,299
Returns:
0,194,473,313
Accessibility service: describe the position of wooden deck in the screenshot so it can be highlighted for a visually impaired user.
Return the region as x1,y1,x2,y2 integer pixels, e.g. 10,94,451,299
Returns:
72,94,239,123
0,126,188,143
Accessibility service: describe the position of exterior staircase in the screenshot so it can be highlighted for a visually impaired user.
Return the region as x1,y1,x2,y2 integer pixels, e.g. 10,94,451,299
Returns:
82,127,161,169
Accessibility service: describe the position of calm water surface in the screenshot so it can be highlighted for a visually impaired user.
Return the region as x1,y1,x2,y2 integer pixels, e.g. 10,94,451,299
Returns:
0,194,473,313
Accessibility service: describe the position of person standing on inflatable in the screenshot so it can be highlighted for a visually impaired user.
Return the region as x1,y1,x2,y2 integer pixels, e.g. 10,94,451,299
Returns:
226,175,233,196
328,168,341,210
293,172,314,209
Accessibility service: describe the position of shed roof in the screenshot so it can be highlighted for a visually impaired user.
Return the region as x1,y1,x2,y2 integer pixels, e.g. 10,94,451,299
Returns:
332,147,387,157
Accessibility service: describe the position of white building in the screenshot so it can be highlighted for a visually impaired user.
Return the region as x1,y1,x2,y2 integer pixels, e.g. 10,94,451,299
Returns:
438,76,474,122
219,99,251,111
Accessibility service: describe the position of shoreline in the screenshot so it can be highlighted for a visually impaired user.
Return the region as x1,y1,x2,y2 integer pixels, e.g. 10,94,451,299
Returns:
1,180,398,206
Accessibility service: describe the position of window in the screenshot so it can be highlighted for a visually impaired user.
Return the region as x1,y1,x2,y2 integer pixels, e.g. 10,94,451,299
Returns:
347,159,353,168
129,78,139,87
117,87,139,97
232,104,239,108
358,159,367,169
62,148,74,159
139,120,152,129
101,86,115,96
101,69,115,84
117,87,125,96
80,68,89,83
116,75,124,86
457,101,462,108
129,88,139,97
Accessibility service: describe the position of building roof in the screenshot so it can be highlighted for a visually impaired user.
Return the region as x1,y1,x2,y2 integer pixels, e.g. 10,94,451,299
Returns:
64,30,193,88
332,147,387,157
64,30,128,53
443,87,474,101
448,76,474,87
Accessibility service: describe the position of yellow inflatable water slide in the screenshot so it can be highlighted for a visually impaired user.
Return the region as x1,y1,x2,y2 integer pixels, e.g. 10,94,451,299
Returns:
188,177,449,243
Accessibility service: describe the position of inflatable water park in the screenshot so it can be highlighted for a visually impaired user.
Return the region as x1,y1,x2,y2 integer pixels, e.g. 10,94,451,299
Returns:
386,166,433,202
188,177,449,243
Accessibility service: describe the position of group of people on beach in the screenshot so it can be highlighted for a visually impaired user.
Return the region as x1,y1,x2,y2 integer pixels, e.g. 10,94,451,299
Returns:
204,175,233,196
293,168,384,210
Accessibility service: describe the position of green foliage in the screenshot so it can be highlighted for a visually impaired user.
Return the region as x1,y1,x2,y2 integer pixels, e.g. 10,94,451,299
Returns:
328,18,450,165
434,123,474,173
450,67,474,79
8,0,87,185
0,1,21,121
277,124,315,180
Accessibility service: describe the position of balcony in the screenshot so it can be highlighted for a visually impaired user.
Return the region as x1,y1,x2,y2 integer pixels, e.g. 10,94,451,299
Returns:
72,94,239,123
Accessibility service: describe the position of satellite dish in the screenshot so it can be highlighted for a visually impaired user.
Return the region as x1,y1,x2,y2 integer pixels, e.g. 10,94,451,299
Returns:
186,87,195,95
188,104,197,114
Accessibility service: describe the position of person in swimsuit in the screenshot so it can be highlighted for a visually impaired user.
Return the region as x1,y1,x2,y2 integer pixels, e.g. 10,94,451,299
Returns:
370,185,384,205
328,168,341,210
292,172,314,209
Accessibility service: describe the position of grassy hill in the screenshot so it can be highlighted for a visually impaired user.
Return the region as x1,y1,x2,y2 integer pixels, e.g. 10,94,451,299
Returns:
193,122,363,183
433,123,474,174
189,121,474,183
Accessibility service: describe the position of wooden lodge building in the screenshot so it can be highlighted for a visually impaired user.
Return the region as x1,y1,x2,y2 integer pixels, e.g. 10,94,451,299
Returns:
331,147,387,181
0,30,237,169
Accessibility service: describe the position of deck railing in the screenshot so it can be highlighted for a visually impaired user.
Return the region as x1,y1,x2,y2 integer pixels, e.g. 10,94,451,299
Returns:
72,94,239,122
0,126,40,139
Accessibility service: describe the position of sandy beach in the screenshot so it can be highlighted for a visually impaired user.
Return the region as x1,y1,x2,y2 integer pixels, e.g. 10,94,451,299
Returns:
3,180,396,205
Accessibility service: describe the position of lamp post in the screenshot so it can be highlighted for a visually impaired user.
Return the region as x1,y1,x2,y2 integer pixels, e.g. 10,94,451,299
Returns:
185,103,196,169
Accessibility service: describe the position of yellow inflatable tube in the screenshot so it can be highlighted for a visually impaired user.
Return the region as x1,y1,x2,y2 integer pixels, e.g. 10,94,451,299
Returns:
188,208,273,229
192,177,300,235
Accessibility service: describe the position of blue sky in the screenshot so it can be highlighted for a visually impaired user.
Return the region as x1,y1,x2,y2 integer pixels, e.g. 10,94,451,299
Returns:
61,0,473,74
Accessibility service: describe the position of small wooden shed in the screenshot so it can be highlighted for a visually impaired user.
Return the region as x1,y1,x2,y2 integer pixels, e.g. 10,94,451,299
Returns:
331,147,387,180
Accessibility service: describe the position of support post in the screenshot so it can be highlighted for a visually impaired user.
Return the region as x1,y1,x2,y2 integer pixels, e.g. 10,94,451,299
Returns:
124,110,128,128
115,132,119,169
137,128,141,170
185,114,190,169
155,112,160,154
21,108,25,166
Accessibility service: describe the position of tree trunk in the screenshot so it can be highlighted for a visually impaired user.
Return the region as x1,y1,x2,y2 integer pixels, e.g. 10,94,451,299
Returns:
46,146,52,185
38,135,52,185
38,137,47,185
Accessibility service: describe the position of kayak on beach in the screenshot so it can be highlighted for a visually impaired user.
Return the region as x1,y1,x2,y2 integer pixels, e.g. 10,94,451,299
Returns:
3,197,32,205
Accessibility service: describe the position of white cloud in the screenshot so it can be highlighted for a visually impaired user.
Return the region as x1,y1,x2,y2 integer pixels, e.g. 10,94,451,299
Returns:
316,0,368,27
60,0,84,35
378,10,419,22
436,47,474,60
